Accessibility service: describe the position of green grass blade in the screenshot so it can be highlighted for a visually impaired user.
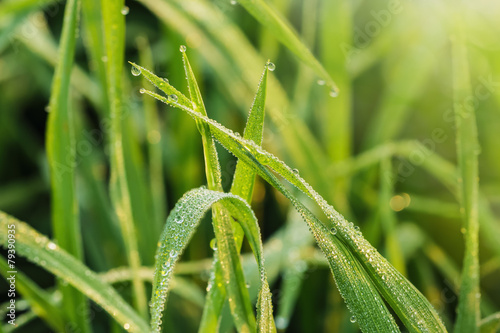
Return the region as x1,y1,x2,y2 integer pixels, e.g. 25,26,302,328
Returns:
200,65,269,331
0,256,64,331
140,86,447,332
235,0,339,94
479,313,500,333
101,0,147,317
45,0,90,330
181,51,257,332
136,36,167,233
150,187,275,333
0,211,149,332
451,9,481,333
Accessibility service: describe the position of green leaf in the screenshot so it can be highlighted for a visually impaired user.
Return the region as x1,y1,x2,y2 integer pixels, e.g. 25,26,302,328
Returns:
451,8,481,333
101,0,147,317
150,187,275,333
140,84,447,332
235,0,339,94
45,0,90,330
181,51,257,332
0,211,149,332
479,313,500,333
0,256,64,331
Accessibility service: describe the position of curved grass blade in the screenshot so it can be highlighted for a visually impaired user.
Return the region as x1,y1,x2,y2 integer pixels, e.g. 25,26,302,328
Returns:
102,0,147,317
200,65,269,332
45,0,90,330
180,51,257,332
0,211,149,332
451,9,480,332
0,256,64,331
140,85,447,332
234,0,339,94
150,187,275,333
479,313,500,333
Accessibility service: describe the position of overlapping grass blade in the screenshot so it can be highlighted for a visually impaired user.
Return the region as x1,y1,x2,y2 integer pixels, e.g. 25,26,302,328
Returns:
101,0,147,317
150,187,275,333
0,256,64,331
134,63,447,331
450,8,480,333
479,313,500,333
235,0,339,94
45,0,90,330
181,51,256,332
0,211,149,332
200,65,270,331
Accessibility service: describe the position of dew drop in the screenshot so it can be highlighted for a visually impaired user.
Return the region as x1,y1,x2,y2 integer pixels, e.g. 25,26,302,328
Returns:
230,0,237,4
266,61,276,71
169,94,178,102
275,316,288,329
121,6,129,15
317,79,325,86
330,227,337,235
179,45,187,52
292,168,299,175
210,238,218,250
354,226,360,232
131,66,141,76
175,217,184,224
124,323,130,330
44,106,51,113
162,77,169,84
350,316,356,323
47,242,57,250
139,88,146,94
329,89,338,98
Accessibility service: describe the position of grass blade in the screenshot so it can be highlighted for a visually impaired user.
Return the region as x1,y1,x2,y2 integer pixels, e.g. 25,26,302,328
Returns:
0,211,149,332
479,313,500,333
45,0,90,330
200,65,269,331
181,50,256,332
101,0,147,317
0,256,64,331
150,187,275,333
451,8,481,333
235,0,339,94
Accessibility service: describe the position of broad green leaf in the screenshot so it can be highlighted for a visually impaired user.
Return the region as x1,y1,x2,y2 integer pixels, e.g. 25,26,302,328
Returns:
0,211,149,332
101,0,147,316
235,0,339,94
0,256,64,331
179,50,257,332
150,187,275,333
451,8,480,332
139,83,447,332
45,0,90,330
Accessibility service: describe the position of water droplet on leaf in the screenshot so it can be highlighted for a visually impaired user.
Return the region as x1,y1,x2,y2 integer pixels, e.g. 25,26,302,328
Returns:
121,6,129,15
266,61,275,71
317,80,325,86
330,227,337,235
139,88,146,94
210,238,217,250
350,316,356,323
169,94,178,102
329,89,338,98
131,66,141,76
180,45,187,52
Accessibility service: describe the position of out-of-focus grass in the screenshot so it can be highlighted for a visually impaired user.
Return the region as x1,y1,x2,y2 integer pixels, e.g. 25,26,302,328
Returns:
0,0,499,332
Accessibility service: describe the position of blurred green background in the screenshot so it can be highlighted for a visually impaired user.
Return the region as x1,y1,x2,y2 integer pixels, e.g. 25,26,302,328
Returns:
0,0,499,332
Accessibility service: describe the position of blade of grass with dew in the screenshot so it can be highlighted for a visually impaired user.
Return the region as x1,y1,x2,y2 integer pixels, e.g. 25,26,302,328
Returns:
234,0,339,94
181,50,257,332
101,0,147,318
45,0,90,330
451,9,481,332
200,64,269,331
136,36,167,234
379,157,406,275
133,64,447,330
0,211,150,332
140,0,336,203
150,187,275,333
0,256,64,331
